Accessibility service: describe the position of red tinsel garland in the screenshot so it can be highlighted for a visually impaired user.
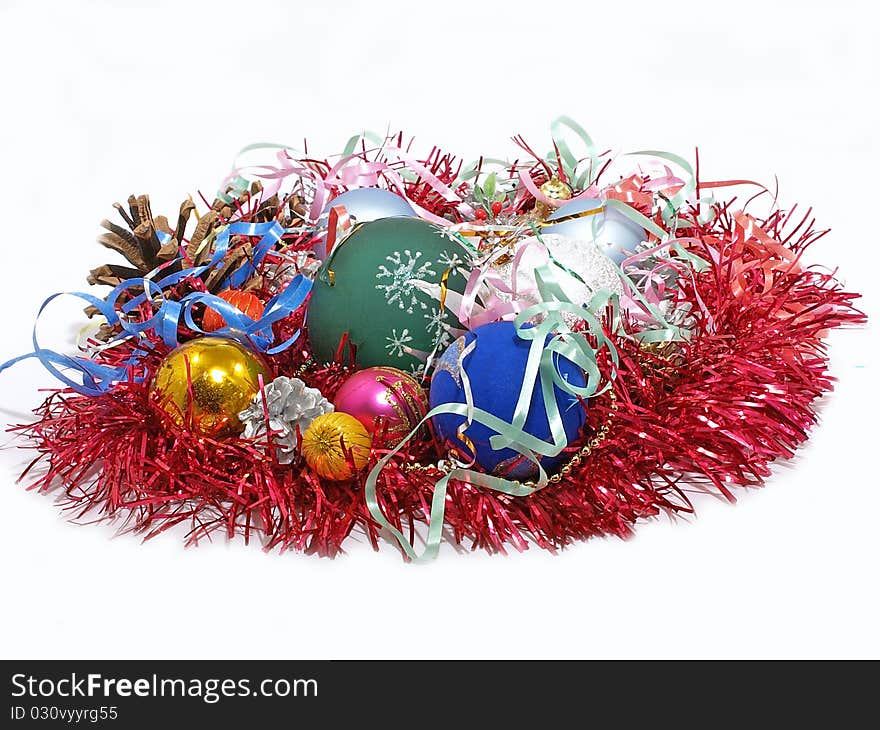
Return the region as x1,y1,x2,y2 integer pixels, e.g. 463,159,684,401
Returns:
9,188,863,557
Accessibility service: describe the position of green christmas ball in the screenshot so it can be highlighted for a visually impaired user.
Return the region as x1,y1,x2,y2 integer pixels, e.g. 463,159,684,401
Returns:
307,217,472,374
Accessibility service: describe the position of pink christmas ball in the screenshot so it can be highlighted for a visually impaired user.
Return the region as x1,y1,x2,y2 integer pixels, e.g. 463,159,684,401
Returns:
332,367,428,447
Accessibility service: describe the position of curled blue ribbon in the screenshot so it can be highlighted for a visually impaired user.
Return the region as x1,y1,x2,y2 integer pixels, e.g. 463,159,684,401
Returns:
0,221,312,395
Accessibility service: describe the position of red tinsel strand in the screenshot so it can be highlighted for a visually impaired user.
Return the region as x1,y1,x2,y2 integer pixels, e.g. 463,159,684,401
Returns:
403,146,464,220
7,168,866,556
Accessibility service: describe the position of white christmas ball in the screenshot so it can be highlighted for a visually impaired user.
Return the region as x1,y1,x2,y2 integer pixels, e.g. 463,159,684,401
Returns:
493,234,623,319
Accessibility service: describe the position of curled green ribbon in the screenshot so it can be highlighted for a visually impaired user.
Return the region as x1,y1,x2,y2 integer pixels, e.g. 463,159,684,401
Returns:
364,262,617,561
549,115,600,189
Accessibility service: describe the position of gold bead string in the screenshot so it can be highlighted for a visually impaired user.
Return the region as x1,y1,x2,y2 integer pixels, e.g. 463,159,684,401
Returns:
294,359,314,377
294,359,618,485
403,389,618,486
402,459,448,476
522,389,618,487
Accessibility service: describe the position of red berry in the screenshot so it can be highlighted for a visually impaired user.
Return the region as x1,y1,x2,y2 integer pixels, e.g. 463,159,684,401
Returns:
491,201,503,216
474,208,488,220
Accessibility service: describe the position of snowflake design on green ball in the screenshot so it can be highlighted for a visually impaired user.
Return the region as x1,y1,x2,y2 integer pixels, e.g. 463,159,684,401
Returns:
424,307,452,351
375,249,436,314
437,249,465,271
384,328,413,359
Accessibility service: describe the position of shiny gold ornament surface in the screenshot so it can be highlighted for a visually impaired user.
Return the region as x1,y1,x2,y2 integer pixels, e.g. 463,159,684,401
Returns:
150,337,270,437
533,177,574,220
301,412,373,481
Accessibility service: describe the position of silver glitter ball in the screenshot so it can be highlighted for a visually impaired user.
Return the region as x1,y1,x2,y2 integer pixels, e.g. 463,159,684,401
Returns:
492,234,623,326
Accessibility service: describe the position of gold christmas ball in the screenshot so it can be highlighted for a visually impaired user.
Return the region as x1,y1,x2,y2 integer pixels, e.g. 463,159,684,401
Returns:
301,412,373,481
534,177,574,220
150,337,270,437
540,176,574,201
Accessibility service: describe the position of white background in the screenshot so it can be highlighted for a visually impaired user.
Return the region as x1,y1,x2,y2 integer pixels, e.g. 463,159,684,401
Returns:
0,0,877,659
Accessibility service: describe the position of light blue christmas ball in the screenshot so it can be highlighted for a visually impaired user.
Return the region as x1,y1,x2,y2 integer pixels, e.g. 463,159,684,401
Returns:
315,188,418,260
543,197,646,264
429,320,587,479
320,187,415,223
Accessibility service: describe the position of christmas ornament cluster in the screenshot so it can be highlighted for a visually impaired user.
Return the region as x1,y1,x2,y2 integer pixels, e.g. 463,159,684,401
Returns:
1,119,864,559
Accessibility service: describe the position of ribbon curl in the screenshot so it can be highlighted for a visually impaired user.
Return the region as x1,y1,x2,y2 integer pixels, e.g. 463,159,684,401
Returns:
364,262,618,561
1,222,312,395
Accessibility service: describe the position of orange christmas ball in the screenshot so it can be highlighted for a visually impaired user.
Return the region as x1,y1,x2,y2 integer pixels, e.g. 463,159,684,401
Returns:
301,412,372,481
202,290,265,332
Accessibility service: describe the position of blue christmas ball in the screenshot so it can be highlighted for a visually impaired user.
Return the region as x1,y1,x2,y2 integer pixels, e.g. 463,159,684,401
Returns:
429,320,587,479
543,197,646,264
